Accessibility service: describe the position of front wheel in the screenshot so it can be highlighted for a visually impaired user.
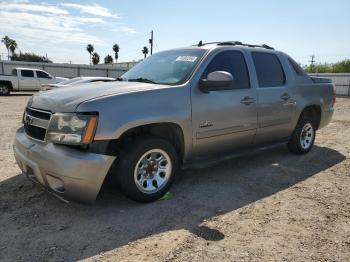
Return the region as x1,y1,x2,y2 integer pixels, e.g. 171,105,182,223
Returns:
288,116,316,154
116,136,179,202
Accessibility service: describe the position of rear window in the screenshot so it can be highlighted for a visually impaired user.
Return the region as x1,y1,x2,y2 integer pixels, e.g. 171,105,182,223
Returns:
252,52,285,87
21,70,34,78
288,58,306,76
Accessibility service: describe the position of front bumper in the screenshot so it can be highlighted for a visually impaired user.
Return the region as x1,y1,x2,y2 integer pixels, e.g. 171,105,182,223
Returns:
13,127,116,204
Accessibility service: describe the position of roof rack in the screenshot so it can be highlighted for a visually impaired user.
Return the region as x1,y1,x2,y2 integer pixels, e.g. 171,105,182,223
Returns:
195,41,274,50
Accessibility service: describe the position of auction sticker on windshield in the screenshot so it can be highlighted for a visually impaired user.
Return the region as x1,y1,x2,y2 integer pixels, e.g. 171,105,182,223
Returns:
176,56,198,62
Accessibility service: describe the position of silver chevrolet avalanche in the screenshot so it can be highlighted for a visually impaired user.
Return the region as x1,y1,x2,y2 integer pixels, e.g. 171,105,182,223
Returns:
13,41,335,203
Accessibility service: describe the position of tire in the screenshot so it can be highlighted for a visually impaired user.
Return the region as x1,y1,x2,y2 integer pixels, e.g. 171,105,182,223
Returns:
116,136,179,202
287,116,316,154
0,84,10,96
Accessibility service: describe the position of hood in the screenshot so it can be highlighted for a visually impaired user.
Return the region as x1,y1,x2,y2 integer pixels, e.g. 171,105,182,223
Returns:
55,77,69,83
29,81,169,112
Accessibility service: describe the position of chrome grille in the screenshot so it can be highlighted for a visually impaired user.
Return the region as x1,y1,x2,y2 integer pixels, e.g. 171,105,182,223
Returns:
23,107,52,141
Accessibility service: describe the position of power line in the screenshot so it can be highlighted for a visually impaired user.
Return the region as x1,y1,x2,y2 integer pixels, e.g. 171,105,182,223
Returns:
155,42,160,52
132,53,143,61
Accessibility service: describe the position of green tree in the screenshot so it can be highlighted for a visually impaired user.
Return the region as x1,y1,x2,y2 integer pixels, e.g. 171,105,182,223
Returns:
86,44,94,64
92,52,100,65
332,60,350,73
142,46,149,59
1,36,12,60
11,52,52,63
304,59,350,73
112,44,120,63
104,54,113,64
9,39,18,58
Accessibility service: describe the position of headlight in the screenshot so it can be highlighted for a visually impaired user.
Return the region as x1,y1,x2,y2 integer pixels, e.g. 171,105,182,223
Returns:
46,113,98,145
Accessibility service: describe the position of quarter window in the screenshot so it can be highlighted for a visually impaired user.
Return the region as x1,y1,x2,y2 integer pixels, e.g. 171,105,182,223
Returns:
288,58,306,76
36,71,51,79
21,70,34,78
252,52,285,87
203,51,250,89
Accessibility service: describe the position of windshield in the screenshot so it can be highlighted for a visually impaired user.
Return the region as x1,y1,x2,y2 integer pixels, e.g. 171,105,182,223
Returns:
121,49,206,85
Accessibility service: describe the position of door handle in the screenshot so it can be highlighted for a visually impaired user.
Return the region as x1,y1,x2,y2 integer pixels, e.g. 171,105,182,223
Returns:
281,93,291,101
240,96,255,105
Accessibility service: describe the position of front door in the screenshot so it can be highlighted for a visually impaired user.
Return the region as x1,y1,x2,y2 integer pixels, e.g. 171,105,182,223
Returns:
36,70,54,90
191,50,258,158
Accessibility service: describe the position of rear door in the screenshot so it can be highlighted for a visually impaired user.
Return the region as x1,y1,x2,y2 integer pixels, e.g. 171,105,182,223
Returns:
251,52,296,145
19,70,38,90
191,49,258,158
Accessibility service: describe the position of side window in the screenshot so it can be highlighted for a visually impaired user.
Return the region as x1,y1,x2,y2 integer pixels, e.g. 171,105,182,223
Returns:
12,69,17,76
203,51,250,89
288,58,306,76
21,70,34,78
252,52,285,87
36,71,51,79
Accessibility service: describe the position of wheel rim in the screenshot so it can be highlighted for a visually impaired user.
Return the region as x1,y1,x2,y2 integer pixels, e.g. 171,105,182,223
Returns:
134,149,172,194
299,123,314,149
0,86,9,95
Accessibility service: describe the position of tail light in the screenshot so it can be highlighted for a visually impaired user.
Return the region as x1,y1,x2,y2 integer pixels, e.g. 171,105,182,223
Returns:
332,83,336,107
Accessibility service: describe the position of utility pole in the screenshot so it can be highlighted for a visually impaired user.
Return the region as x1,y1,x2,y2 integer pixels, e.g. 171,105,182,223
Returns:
149,30,154,55
310,54,315,72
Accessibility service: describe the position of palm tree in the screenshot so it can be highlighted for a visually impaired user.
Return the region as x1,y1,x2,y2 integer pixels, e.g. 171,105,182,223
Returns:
104,54,113,64
142,46,149,59
112,44,120,63
92,52,100,65
1,36,12,60
9,40,18,59
86,44,94,64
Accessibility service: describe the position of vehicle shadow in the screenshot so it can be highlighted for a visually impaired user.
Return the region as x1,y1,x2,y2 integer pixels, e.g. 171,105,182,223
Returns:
0,145,345,261
9,93,35,97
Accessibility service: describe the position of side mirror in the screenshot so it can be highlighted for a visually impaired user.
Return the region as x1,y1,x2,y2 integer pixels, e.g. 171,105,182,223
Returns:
199,71,234,93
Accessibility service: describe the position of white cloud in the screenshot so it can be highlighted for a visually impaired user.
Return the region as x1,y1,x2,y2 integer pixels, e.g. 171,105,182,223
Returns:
61,3,119,18
113,26,137,34
0,10,104,44
0,1,134,46
0,1,138,63
0,2,68,15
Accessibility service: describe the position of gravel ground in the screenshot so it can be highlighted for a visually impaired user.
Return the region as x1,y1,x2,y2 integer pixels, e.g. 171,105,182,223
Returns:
0,94,349,262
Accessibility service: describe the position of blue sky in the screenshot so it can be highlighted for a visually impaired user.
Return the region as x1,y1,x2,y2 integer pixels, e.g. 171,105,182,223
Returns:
0,0,349,65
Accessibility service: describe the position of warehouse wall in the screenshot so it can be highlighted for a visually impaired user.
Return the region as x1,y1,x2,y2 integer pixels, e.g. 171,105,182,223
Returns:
0,60,139,79
310,73,350,96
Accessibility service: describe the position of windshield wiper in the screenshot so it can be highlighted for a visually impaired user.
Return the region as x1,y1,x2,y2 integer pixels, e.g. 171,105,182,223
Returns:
127,77,157,84
116,77,125,81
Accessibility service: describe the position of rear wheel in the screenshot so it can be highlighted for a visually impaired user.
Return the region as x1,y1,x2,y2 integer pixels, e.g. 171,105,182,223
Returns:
0,84,10,96
116,136,179,202
288,116,316,154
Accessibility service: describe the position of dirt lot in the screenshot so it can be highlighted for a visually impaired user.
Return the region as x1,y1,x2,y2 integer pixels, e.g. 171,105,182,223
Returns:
0,94,349,262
